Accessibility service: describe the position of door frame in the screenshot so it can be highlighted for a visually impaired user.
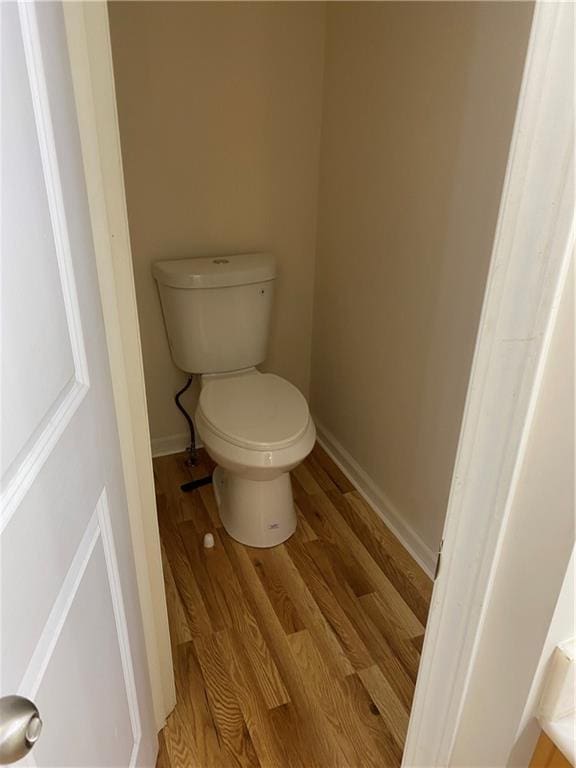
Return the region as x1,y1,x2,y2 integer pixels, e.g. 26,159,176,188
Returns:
403,2,574,765
62,0,574,757
62,2,175,732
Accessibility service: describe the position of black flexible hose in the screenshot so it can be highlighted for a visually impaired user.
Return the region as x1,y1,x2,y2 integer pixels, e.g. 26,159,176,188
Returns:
174,375,197,465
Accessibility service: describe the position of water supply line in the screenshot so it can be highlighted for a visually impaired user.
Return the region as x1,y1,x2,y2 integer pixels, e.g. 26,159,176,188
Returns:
174,375,213,493
174,375,197,465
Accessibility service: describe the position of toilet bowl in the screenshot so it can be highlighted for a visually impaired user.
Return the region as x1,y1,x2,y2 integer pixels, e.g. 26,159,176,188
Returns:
195,369,315,547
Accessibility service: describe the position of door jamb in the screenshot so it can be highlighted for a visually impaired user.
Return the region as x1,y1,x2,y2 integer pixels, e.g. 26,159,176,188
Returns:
63,2,176,731
402,2,574,764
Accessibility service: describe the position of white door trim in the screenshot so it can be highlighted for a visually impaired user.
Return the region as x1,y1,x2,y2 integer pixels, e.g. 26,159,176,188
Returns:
403,2,575,765
62,2,176,730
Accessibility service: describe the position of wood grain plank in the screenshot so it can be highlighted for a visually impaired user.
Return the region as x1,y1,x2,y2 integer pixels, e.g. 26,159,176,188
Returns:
180,524,290,709
162,708,199,768
160,541,192,651
296,492,374,597
306,538,415,712
178,520,232,632
286,535,374,672
154,452,203,524
339,490,432,624
156,493,213,638
411,634,425,654
248,549,305,635
359,592,423,683
304,452,338,493
306,491,425,636
530,732,573,768
165,642,224,768
216,628,289,768
265,703,310,768
252,544,354,679
194,632,260,768
221,533,348,768
288,629,399,768
358,665,411,751
155,731,171,768
344,672,403,767
292,463,323,495
292,501,318,544
310,443,355,493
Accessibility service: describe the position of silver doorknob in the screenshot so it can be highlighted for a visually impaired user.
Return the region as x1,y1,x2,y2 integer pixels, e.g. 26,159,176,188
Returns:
0,696,42,764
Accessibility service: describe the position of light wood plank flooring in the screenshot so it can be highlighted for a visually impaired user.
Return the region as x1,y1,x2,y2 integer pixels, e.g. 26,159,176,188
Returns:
530,732,572,768
154,444,432,768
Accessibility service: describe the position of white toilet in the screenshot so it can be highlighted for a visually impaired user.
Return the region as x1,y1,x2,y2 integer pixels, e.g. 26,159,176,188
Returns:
153,253,316,547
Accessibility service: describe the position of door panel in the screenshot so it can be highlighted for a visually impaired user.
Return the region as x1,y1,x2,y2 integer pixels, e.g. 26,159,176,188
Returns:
32,496,138,768
1,2,156,765
1,4,75,478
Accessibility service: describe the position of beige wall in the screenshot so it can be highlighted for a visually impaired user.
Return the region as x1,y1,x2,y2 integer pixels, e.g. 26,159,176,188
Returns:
109,2,325,444
311,2,533,557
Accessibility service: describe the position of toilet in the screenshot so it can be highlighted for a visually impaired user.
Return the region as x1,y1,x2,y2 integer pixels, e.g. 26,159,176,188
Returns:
153,253,316,547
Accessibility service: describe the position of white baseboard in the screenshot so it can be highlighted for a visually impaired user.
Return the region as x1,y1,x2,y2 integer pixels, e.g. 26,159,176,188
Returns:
151,432,190,458
314,419,436,579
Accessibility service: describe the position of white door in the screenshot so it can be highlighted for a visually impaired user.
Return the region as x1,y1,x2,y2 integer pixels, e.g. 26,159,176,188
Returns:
1,2,157,766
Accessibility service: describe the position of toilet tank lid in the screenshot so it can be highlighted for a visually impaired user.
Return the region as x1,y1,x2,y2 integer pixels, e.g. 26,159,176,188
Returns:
152,253,276,289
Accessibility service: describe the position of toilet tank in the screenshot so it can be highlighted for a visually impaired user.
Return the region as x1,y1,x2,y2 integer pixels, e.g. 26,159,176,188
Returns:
153,253,276,374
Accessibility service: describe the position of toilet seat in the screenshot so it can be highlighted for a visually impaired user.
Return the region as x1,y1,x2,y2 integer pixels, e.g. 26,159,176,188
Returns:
197,373,310,452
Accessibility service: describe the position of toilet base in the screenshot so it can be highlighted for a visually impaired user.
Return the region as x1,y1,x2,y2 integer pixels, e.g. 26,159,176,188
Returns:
213,466,297,548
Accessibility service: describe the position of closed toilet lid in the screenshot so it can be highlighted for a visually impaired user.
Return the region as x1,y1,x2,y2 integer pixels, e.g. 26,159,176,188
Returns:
198,373,310,451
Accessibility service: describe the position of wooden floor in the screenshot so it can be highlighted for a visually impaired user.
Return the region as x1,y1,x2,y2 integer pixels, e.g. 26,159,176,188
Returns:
154,444,432,768
530,732,572,768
